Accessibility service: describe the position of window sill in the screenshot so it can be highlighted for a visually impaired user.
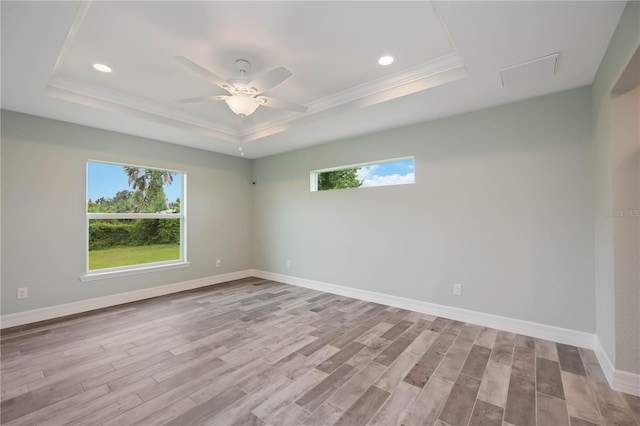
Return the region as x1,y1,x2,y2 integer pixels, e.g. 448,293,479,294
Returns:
80,261,191,282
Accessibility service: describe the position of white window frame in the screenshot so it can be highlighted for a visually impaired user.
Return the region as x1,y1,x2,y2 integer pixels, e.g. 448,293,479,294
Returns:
310,156,415,192
81,160,189,281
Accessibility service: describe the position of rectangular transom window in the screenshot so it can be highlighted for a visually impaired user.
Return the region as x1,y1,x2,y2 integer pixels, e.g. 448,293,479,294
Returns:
311,157,415,192
86,161,186,275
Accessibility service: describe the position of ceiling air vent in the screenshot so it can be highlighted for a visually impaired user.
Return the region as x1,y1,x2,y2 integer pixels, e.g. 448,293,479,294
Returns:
499,53,559,88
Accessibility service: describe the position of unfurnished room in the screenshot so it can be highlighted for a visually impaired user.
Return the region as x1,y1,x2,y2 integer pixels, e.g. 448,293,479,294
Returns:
0,1,639,425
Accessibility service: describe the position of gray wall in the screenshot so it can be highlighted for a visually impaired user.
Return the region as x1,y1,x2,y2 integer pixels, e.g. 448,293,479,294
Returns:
592,0,640,374
252,87,594,332
1,110,253,315
611,86,640,374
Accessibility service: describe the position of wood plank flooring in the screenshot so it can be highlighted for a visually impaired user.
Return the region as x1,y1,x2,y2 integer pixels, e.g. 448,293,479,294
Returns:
1,277,638,426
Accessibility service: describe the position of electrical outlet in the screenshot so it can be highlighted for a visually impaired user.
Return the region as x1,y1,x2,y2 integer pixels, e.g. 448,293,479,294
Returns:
286,260,291,268
453,283,463,296
216,259,221,268
17,287,28,299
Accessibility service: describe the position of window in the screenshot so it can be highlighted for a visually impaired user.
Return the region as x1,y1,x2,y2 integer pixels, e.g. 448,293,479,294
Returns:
311,157,415,191
85,161,186,277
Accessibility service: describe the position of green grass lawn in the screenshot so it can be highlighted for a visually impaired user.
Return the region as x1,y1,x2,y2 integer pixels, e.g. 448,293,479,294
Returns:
89,244,180,270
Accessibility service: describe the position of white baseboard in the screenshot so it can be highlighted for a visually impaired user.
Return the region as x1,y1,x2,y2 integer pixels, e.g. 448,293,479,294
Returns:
595,336,640,397
0,270,253,329
3,268,639,397
251,270,595,349
594,336,616,387
255,269,640,396
614,370,640,397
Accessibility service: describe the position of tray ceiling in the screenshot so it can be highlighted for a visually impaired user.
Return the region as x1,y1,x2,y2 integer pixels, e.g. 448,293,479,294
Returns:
1,1,626,158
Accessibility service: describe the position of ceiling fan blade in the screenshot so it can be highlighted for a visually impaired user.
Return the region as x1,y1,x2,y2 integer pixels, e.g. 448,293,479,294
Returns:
176,95,227,103
174,56,232,92
247,67,292,94
256,96,308,113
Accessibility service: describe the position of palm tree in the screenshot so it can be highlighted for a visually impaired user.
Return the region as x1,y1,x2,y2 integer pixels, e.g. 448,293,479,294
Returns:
123,167,173,193
123,166,146,192
123,167,174,212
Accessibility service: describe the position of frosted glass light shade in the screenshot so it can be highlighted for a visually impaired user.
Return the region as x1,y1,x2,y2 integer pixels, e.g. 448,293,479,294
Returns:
225,95,259,117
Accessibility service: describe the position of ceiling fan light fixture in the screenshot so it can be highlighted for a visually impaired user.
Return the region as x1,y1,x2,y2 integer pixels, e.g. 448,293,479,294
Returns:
224,95,260,117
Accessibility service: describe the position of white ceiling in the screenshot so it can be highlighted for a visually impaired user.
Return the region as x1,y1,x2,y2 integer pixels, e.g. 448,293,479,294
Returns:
1,1,625,159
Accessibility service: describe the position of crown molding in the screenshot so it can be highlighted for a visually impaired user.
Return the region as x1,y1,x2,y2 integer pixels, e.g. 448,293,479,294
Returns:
242,57,468,143
46,52,466,147
46,76,241,141
50,1,92,76
46,0,467,146
313,53,465,112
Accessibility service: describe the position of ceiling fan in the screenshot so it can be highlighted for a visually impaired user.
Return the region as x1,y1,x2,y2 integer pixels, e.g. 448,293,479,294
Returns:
174,56,308,120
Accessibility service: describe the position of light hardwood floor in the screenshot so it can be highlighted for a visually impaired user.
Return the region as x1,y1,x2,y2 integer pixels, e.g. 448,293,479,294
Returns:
1,277,638,426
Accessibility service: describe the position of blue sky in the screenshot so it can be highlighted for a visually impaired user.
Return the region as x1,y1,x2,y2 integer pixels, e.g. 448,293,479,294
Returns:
87,162,182,202
356,158,415,187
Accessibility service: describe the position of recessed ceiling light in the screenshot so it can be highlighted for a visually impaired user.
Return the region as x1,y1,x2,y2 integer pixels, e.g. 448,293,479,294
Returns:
92,63,112,73
378,56,394,66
